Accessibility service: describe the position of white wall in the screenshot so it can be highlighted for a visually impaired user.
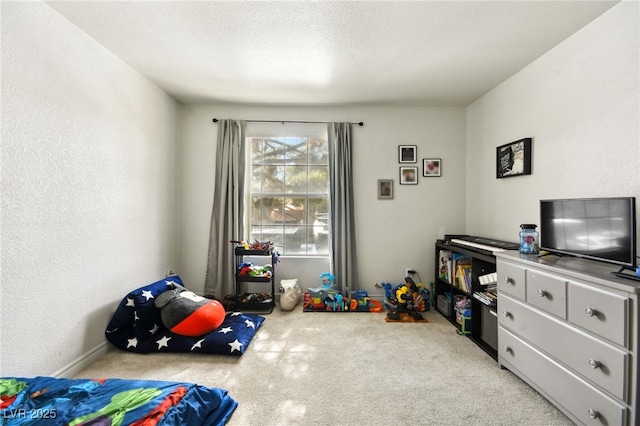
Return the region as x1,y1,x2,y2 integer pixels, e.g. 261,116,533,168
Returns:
179,104,466,297
466,0,639,248
1,2,180,376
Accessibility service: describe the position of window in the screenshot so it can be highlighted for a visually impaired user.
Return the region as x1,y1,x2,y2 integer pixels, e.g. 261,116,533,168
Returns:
247,123,329,255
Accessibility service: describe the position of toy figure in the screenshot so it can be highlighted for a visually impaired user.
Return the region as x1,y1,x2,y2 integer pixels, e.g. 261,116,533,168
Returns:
324,293,345,311
308,272,337,299
379,277,424,321
320,272,335,287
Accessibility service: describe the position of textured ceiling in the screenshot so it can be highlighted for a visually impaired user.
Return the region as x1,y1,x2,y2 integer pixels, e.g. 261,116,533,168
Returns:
46,1,620,106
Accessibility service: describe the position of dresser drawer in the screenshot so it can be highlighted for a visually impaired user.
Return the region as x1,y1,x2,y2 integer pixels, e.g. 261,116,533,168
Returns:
497,261,526,300
499,327,627,425
526,269,567,319
568,281,628,347
499,294,628,400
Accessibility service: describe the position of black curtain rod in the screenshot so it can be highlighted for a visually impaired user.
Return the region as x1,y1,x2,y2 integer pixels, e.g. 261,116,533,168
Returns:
212,118,363,126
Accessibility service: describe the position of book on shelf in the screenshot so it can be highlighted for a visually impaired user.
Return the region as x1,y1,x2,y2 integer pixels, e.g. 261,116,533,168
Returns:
457,264,472,293
473,271,497,304
452,253,471,293
438,250,453,284
473,290,497,306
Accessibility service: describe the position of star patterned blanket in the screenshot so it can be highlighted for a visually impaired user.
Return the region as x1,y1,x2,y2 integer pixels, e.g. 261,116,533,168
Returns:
105,276,265,355
0,376,236,425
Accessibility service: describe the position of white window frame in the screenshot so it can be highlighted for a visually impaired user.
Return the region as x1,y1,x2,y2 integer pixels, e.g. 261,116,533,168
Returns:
246,122,330,256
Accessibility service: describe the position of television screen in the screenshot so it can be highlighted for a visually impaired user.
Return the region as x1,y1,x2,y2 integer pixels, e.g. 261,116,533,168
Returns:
540,197,637,268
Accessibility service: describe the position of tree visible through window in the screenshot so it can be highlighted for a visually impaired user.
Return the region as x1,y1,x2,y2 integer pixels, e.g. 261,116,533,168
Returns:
248,125,329,255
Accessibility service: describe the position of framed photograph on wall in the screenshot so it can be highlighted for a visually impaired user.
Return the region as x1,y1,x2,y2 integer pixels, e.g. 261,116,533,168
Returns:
497,138,532,178
423,158,441,177
377,179,393,199
399,166,418,185
398,145,417,163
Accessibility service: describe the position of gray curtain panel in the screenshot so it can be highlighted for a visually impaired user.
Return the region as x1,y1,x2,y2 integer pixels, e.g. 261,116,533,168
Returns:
204,119,246,298
328,122,360,293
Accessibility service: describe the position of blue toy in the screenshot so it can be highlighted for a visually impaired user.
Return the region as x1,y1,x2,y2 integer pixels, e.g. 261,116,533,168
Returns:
303,272,384,312
308,272,337,298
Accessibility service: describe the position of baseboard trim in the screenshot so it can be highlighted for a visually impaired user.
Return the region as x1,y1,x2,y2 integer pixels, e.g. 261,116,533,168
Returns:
51,341,110,378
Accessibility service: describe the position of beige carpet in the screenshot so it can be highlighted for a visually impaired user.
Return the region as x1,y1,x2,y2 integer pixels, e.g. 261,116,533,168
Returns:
75,306,573,425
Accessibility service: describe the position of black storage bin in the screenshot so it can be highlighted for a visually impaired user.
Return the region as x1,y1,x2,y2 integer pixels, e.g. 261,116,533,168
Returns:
480,303,498,351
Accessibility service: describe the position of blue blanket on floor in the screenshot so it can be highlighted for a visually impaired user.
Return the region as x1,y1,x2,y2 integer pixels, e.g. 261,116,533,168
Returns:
0,376,236,425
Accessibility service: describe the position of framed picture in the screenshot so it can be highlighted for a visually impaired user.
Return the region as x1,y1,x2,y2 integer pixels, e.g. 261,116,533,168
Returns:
497,138,532,178
399,166,418,185
423,158,441,177
377,179,394,199
398,145,417,163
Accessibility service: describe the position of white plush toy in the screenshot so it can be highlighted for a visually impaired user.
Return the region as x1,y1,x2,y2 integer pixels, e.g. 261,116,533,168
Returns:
279,279,302,311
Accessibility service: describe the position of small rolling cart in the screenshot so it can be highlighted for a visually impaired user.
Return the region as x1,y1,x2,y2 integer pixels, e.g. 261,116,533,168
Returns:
234,246,276,313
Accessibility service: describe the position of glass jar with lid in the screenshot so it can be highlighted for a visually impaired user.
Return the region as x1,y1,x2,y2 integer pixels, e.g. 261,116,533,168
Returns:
519,224,539,254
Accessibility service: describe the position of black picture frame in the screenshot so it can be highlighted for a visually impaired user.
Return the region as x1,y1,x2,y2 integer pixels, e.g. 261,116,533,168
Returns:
399,166,418,185
398,145,417,163
496,138,532,178
423,158,441,177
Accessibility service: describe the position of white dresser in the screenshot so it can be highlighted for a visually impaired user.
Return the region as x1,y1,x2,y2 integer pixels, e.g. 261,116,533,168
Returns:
495,251,639,426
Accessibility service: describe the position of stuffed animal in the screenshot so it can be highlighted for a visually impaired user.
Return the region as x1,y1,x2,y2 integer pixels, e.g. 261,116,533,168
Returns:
279,279,302,311
154,283,225,337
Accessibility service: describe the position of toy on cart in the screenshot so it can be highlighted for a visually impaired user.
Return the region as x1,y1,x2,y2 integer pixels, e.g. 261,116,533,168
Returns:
230,239,273,251
238,262,273,278
230,239,280,263
376,277,430,321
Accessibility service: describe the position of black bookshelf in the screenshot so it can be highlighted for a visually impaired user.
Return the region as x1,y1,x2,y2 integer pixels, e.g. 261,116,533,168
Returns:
434,237,510,361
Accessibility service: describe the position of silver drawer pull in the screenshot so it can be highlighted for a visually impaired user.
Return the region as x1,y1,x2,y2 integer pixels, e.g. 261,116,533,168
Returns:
587,408,600,419
537,289,547,297
585,307,598,317
503,311,512,318
588,359,601,369
503,345,511,353
504,277,513,284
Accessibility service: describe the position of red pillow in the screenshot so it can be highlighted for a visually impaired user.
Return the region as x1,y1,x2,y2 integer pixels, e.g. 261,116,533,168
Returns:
155,285,225,337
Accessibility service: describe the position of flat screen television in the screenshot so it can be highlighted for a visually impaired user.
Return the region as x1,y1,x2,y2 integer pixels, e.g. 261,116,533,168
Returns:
540,197,637,269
